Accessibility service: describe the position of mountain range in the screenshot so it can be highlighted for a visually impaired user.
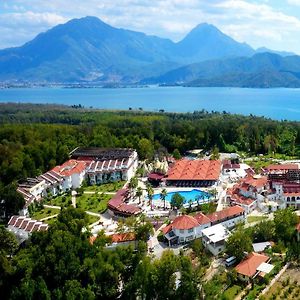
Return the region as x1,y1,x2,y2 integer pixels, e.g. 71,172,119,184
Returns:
0,16,299,87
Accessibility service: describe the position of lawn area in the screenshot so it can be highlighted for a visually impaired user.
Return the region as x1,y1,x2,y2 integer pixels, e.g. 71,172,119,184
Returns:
83,181,126,193
247,215,268,223
47,193,72,207
223,285,242,300
30,207,61,220
76,193,112,213
87,214,100,225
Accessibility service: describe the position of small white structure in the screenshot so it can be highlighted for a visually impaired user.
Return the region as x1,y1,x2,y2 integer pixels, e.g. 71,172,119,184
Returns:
202,224,230,256
7,215,48,243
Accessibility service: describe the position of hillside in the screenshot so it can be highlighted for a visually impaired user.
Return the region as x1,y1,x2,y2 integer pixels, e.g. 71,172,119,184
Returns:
144,53,300,88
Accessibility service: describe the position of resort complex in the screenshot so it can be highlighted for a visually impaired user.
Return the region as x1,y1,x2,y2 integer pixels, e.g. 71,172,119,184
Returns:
6,146,300,300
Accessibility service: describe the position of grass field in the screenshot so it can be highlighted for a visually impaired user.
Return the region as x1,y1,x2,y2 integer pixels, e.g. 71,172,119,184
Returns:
47,194,72,207
30,207,61,220
247,215,268,223
223,285,242,300
83,181,126,193
76,193,112,213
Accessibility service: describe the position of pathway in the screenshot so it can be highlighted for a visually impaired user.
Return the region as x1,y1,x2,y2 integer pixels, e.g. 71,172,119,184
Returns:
71,190,77,208
83,191,116,195
44,204,61,210
40,214,59,221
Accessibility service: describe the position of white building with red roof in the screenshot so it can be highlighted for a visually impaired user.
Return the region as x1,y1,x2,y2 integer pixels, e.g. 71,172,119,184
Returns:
7,215,48,243
52,159,86,191
162,206,245,247
235,252,272,281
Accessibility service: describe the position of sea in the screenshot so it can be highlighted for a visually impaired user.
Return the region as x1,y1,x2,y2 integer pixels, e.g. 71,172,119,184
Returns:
0,86,300,121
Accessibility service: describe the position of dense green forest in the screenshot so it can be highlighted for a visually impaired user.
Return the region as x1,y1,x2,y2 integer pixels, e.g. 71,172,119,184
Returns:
1,103,299,217
1,103,299,185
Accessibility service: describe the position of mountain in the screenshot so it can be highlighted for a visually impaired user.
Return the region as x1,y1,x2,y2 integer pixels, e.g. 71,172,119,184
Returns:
143,53,300,88
0,16,178,82
174,23,254,62
0,17,259,83
0,16,298,85
256,47,295,57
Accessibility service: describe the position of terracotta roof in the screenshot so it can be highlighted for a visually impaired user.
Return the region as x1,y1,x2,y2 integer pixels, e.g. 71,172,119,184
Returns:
52,160,86,177
162,224,172,234
235,252,269,278
240,176,268,189
267,164,299,171
207,205,244,223
108,188,141,216
148,173,165,181
7,216,48,233
169,215,199,230
167,159,221,181
284,192,300,197
110,232,136,243
194,212,211,225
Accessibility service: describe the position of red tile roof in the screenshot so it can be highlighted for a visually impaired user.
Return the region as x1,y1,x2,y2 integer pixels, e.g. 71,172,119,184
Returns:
194,212,211,225
7,216,48,233
52,160,86,177
240,176,268,189
172,215,200,230
235,252,269,278
267,164,299,171
167,159,221,181
110,232,136,243
207,205,244,223
108,188,141,216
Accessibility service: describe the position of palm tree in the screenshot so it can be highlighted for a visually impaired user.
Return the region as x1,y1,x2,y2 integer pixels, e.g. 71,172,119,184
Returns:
136,186,143,204
160,188,167,210
128,176,138,198
146,183,154,210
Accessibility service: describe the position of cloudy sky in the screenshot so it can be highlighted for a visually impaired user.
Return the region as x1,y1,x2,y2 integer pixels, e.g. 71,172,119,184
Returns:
1,0,300,53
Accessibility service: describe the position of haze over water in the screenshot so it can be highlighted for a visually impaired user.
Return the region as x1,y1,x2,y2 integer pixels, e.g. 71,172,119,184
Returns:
1,86,300,121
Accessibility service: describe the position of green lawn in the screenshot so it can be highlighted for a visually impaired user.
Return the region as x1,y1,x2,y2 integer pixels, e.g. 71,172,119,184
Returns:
30,207,61,220
223,285,242,300
46,194,72,207
83,181,126,193
247,216,268,223
87,214,101,225
76,193,112,213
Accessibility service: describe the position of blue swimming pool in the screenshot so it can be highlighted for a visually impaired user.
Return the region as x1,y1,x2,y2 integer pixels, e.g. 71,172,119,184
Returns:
152,189,212,204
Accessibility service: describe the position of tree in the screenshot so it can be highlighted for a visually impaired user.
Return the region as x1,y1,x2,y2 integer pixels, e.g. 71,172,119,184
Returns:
210,146,220,160
252,220,275,242
176,256,200,300
172,149,181,160
274,208,298,244
0,226,18,256
0,183,25,219
136,186,143,204
226,226,252,262
138,138,154,160
146,184,154,210
128,176,138,197
170,193,184,210
160,188,168,210
135,222,154,242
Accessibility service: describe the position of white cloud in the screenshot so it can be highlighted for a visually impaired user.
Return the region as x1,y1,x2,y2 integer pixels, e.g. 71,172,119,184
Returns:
0,0,300,53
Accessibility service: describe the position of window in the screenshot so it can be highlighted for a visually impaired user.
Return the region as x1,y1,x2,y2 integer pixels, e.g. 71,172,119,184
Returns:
180,229,184,234
188,228,193,233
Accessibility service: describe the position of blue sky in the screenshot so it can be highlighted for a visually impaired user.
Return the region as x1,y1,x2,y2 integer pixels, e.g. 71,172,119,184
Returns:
1,0,300,53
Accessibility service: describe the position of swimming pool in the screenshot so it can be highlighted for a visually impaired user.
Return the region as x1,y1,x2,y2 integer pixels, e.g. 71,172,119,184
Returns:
152,189,212,204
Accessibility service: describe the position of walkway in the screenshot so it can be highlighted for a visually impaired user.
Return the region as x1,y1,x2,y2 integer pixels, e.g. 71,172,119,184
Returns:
83,191,116,195
71,190,77,208
40,214,59,221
